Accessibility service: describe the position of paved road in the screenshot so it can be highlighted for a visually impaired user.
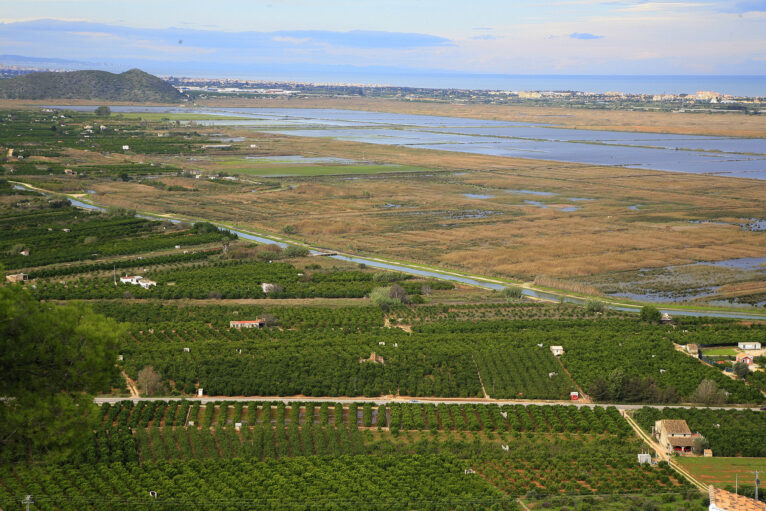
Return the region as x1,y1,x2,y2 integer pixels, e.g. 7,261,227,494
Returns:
93,395,764,412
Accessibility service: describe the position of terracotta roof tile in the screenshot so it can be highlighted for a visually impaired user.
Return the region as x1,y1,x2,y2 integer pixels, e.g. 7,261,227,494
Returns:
659,419,691,435
709,486,766,511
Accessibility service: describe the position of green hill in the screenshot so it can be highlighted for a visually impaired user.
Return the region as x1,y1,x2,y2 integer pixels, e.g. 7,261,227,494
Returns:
0,68,185,102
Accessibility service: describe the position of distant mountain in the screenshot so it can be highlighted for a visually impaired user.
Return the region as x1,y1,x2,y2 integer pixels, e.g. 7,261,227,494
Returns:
0,68,185,102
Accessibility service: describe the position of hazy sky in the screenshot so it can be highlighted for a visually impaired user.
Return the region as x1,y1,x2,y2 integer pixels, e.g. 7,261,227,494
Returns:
1,0,766,76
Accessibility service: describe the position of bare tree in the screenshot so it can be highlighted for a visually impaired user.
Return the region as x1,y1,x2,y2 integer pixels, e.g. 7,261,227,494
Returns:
388,284,409,304
137,366,163,397
691,379,727,405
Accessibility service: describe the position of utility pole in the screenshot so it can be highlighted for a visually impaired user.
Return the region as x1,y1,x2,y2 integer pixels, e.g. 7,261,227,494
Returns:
22,495,33,511
756,470,760,502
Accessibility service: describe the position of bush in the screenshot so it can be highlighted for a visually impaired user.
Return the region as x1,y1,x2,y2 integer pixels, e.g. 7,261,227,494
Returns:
500,286,523,300
369,287,400,311
372,272,405,283
585,300,605,313
640,305,661,323
284,245,309,258
733,362,750,379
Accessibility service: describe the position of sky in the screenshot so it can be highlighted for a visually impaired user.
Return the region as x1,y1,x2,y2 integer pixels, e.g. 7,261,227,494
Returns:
1,0,766,79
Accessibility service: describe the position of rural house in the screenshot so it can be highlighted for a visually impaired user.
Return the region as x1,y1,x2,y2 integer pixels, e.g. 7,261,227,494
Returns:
708,486,766,511
738,341,762,350
654,419,700,455
6,273,28,283
120,275,157,289
550,346,565,356
736,353,754,366
230,319,266,329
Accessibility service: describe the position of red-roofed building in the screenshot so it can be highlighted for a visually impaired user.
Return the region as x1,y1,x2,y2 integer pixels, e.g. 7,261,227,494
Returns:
709,486,765,511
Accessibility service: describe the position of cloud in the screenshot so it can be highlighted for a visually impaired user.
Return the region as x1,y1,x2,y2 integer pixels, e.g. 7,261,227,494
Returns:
0,20,452,52
271,30,453,49
570,32,604,39
471,34,499,40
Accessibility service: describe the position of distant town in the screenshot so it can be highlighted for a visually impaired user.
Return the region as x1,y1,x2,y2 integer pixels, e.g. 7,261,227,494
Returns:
166,76,764,114
1,65,762,114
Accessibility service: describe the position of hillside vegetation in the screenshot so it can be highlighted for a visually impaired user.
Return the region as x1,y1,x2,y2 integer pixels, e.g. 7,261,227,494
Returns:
0,68,184,102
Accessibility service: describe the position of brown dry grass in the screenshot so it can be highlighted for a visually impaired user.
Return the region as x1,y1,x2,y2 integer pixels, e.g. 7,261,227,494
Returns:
72,141,766,282
532,276,604,296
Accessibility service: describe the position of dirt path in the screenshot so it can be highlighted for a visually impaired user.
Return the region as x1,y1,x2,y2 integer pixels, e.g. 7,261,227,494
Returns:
123,371,140,398
384,315,412,332
472,355,490,400
555,356,591,404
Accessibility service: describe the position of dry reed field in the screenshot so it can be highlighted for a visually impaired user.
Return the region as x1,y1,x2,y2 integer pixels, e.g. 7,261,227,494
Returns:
71,134,766,287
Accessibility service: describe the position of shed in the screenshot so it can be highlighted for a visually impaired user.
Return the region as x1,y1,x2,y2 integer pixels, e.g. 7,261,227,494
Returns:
738,341,761,350
360,352,385,365
550,345,565,356
637,453,652,465
230,319,266,329
661,313,673,324
6,273,28,283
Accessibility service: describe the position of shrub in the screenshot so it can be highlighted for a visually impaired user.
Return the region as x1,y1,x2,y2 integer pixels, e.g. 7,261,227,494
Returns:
500,286,523,300
284,245,309,258
640,305,661,323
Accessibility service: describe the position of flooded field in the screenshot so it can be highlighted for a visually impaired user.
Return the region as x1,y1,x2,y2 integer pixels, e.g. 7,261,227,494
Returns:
55,105,766,179
581,257,766,305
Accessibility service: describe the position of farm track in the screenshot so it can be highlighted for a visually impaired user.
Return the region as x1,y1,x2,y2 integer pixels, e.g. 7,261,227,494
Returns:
94,395,763,412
